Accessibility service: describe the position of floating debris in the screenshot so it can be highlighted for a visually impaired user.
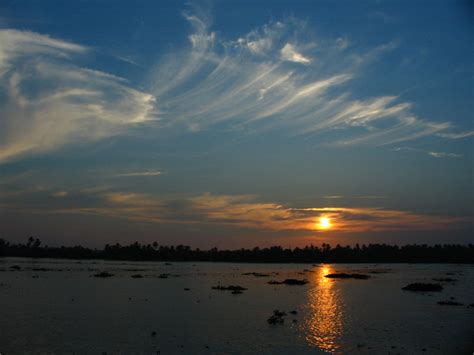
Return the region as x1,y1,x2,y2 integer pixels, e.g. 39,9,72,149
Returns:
131,274,143,278
151,331,157,336
268,279,308,285
9,265,21,271
401,283,443,292
158,273,170,279
325,273,370,280
289,310,298,315
94,271,114,278
184,288,190,291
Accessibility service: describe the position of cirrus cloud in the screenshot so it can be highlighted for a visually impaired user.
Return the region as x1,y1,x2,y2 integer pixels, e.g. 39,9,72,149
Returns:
0,8,471,163
0,29,156,162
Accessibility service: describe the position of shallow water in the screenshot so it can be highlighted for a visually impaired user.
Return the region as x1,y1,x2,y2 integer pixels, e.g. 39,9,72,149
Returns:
0,258,473,354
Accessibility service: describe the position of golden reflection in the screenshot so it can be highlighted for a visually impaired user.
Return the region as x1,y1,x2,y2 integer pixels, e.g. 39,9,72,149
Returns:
303,264,344,353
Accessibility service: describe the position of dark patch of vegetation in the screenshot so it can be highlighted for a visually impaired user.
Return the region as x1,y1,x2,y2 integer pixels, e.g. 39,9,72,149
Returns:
158,273,169,279
1,238,473,263
131,274,143,278
267,310,286,325
325,273,370,280
242,272,270,277
94,271,114,278
31,267,56,271
212,284,248,291
437,300,463,306
268,278,308,285
401,283,443,292
368,269,391,274
9,265,21,270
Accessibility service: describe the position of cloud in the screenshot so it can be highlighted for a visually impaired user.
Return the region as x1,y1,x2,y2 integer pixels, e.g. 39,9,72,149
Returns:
280,43,311,64
335,37,349,50
436,131,474,139
323,195,386,200
8,189,464,234
115,171,164,177
52,191,68,198
149,11,462,148
427,151,462,158
1,8,471,163
393,147,462,159
0,29,156,163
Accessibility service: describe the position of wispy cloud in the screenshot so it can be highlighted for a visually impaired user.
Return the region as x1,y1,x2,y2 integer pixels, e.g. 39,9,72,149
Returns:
149,10,465,147
427,151,462,159
7,190,464,234
280,43,311,64
0,29,156,162
51,191,68,198
323,195,386,200
436,131,474,139
115,171,164,177
0,7,471,163
393,147,462,159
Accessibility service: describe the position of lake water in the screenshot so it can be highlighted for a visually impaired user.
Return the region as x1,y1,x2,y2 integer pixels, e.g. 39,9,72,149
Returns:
0,258,473,354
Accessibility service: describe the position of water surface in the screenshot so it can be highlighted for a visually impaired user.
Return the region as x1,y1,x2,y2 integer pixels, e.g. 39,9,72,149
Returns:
1,258,472,354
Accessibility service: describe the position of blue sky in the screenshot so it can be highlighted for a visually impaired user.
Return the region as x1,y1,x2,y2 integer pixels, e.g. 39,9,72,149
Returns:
0,0,472,247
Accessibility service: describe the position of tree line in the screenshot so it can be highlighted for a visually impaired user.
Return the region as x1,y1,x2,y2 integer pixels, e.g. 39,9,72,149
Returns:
0,237,473,263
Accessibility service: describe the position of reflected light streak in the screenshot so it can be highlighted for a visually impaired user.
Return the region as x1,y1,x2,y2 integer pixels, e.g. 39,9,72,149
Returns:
303,265,344,352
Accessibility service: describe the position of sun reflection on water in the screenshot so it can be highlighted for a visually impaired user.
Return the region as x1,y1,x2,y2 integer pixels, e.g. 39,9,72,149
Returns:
303,265,344,353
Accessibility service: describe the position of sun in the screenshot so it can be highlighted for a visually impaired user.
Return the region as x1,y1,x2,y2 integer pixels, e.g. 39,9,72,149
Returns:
318,216,332,230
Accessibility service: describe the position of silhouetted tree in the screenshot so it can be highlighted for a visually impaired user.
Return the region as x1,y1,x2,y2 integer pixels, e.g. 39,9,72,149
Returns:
0,237,472,263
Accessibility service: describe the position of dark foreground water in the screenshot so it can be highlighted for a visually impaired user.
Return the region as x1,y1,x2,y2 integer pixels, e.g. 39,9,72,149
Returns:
0,258,473,354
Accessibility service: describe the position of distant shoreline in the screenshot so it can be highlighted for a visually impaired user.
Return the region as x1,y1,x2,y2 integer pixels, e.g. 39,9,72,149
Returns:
1,256,473,265
1,238,473,264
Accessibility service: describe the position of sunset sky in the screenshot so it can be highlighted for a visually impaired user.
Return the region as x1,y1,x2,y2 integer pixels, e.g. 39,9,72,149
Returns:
0,0,472,248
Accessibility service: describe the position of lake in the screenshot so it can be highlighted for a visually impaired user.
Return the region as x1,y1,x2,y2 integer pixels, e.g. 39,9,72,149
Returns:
0,258,472,354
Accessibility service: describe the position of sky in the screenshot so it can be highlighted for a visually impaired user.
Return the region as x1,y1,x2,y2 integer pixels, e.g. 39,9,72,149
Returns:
0,0,472,248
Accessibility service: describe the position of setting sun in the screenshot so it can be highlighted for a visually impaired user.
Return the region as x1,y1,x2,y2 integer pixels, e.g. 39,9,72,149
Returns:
318,216,332,230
